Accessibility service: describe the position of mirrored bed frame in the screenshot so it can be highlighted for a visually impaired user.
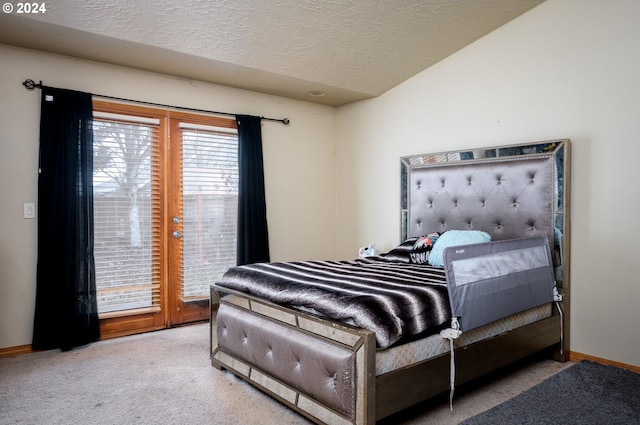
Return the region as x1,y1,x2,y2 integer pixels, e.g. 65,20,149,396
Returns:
210,139,570,425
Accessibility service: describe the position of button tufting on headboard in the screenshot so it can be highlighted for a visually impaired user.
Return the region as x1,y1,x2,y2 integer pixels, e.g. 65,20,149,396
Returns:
402,140,569,290
408,156,554,245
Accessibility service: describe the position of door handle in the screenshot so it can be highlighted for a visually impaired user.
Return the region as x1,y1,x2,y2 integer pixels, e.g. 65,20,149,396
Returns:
172,231,182,239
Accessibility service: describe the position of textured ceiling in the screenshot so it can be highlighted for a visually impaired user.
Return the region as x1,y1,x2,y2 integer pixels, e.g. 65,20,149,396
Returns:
0,0,544,105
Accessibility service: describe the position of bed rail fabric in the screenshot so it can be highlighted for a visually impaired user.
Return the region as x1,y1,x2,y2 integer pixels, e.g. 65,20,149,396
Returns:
444,236,556,332
216,259,449,349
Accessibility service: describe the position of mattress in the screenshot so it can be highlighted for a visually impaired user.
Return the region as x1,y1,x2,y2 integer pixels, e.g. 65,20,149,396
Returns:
375,303,552,375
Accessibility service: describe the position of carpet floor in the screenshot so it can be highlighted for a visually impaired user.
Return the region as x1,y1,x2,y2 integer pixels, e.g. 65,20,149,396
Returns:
1,322,573,425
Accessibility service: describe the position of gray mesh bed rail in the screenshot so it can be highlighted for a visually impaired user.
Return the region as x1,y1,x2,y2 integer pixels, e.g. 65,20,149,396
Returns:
443,236,555,332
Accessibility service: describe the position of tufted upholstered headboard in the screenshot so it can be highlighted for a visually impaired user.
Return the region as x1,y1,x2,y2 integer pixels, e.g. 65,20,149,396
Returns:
409,156,554,244
401,140,570,278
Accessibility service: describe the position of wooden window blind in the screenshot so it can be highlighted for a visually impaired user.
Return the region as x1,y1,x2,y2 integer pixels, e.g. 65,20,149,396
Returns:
179,124,238,299
93,112,162,315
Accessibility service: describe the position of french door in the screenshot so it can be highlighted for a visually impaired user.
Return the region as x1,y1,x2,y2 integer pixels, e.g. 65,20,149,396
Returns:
92,101,238,338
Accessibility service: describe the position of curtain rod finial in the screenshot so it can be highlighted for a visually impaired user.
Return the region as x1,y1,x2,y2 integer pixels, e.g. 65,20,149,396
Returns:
22,79,40,90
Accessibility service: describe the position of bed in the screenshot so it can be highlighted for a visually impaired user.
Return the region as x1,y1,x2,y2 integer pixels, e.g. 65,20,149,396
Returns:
210,139,571,425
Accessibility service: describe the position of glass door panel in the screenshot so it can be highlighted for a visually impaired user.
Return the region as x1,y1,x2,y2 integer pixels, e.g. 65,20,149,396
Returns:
168,117,238,325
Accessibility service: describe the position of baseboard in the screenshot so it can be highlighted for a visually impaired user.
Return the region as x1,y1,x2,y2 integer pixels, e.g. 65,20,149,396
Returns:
0,344,33,358
569,351,640,374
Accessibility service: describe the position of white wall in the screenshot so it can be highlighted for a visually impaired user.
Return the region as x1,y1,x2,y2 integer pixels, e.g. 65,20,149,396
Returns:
335,0,640,367
0,45,336,349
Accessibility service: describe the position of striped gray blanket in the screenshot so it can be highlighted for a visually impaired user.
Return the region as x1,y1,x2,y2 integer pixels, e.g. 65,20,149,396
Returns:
216,258,451,348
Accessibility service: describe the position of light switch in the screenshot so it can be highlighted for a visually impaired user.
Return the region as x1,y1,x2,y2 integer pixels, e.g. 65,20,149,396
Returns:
24,203,36,219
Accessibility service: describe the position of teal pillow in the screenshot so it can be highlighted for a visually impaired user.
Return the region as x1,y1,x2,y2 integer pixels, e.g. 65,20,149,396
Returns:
428,230,492,267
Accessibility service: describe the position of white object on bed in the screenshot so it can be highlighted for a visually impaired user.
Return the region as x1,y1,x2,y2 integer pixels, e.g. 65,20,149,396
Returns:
358,244,378,258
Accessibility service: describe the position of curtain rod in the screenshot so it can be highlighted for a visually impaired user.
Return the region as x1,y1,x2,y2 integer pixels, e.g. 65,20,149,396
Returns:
22,79,290,125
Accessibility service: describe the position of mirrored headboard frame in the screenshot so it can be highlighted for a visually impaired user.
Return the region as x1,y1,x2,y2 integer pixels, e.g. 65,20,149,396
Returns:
400,139,570,286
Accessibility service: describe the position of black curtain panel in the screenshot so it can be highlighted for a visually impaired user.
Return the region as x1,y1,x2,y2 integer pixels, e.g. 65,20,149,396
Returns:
236,115,270,265
32,87,100,351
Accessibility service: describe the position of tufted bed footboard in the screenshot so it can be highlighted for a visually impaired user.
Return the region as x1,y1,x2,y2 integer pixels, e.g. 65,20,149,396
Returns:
211,290,376,425
211,287,562,425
